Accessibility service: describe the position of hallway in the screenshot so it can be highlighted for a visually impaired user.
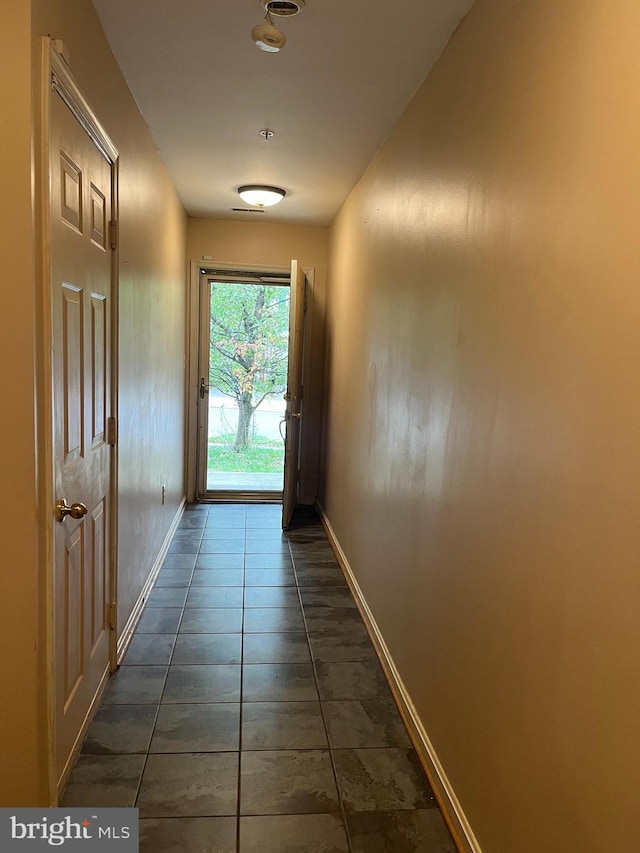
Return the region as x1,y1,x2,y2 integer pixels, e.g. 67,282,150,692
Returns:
61,503,456,852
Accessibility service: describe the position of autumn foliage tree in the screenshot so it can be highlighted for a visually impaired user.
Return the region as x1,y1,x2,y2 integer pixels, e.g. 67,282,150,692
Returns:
209,283,289,452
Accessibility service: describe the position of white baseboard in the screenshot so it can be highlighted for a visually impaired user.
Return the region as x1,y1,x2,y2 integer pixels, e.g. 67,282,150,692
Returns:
117,497,186,662
316,502,482,853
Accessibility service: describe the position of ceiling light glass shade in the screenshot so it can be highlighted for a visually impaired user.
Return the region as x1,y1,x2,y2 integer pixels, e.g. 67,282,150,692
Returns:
251,21,287,52
238,185,286,207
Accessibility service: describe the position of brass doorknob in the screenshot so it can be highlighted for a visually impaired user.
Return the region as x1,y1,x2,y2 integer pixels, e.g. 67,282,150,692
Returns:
56,499,88,523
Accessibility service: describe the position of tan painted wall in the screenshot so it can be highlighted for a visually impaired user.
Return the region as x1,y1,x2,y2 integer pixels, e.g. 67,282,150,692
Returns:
188,218,329,503
322,1,640,850
0,0,47,807
31,0,188,637
0,0,186,803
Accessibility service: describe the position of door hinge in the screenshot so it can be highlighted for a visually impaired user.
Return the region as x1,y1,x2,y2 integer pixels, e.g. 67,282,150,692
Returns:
107,416,117,446
109,602,117,631
109,219,118,250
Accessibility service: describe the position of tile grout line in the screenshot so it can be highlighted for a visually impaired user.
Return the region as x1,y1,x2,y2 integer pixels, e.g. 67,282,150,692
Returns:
291,534,355,853
236,509,249,853
132,557,191,817
198,501,246,845
135,505,209,820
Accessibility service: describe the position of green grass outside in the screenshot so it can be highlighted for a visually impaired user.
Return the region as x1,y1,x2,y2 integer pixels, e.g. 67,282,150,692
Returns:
208,434,284,473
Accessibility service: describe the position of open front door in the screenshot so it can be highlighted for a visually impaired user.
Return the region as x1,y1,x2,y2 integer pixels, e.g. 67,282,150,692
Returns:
282,260,306,529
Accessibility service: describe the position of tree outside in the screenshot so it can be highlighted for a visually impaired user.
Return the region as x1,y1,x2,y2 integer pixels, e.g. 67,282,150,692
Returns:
209,282,289,455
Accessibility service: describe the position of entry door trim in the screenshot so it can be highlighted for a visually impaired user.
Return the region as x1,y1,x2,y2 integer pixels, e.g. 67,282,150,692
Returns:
37,38,120,801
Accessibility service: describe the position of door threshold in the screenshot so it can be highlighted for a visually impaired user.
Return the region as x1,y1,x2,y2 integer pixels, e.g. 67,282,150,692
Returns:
196,490,283,504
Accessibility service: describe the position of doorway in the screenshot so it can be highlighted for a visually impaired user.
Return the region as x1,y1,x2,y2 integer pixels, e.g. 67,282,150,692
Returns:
196,269,291,501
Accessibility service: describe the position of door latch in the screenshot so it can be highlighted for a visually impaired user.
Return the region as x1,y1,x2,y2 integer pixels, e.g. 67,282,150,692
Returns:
56,499,88,523
199,378,210,399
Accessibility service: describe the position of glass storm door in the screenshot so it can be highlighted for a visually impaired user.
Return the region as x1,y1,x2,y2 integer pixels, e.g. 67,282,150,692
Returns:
197,271,291,500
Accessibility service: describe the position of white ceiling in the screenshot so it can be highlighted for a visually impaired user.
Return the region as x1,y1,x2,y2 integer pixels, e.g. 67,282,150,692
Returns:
92,0,474,225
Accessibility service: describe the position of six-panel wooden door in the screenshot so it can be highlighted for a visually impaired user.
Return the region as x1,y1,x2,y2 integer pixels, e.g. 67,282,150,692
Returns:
50,86,114,783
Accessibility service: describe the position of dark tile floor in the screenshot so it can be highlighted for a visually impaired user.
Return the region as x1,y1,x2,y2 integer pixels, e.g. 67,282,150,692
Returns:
63,503,456,853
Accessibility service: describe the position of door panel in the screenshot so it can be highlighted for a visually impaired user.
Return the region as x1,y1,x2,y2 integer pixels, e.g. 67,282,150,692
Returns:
51,89,113,782
90,500,107,653
62,284,84,464
60,152,82,232
63,524,84,707
91,293,107,445
282,260,306,529
89,184,107,250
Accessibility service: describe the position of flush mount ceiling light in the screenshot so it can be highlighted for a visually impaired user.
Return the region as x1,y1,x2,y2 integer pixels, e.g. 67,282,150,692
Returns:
251,13,287,52
238,185,286,207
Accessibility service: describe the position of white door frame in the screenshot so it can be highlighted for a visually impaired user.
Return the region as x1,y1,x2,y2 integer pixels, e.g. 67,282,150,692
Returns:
186,260,314,503
35,38,120,800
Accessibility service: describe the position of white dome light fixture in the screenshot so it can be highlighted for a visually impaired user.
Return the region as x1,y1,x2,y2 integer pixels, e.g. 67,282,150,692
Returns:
251,15,287,52
238,185,286,207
